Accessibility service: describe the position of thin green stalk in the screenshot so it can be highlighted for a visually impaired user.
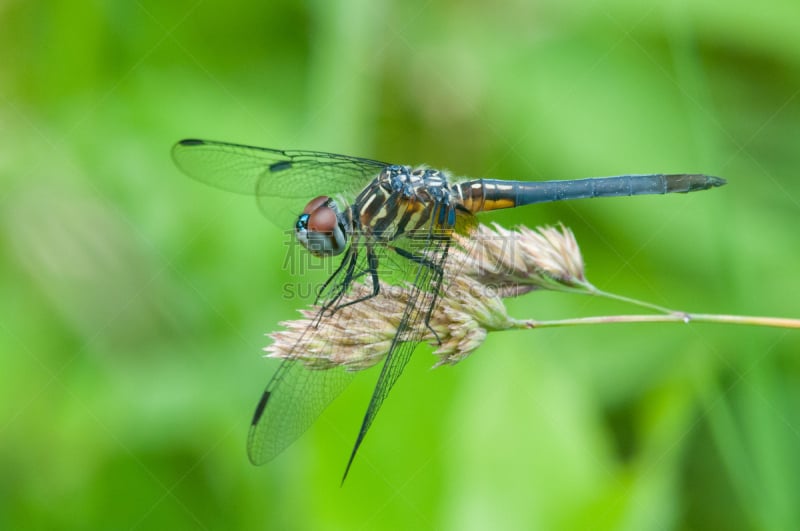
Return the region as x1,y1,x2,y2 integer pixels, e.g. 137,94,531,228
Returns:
568,280,679,315
512,313,800,330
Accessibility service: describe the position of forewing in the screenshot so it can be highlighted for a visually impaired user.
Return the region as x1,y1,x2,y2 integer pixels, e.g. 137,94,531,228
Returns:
172,139,388,229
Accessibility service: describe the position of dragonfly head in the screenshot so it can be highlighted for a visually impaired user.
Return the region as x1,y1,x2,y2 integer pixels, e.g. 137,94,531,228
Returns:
295,196,348,257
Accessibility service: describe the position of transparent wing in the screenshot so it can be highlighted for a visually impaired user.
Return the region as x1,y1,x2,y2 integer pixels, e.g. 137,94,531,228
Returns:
171,139,389,230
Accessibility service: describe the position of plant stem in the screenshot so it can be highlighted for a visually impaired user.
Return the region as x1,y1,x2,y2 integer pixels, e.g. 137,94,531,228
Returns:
514,313,800,330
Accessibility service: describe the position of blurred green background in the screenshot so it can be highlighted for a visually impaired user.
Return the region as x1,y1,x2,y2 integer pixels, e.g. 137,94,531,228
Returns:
2,0,800,529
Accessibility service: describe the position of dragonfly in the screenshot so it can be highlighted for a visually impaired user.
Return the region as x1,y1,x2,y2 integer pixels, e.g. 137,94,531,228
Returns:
172,138,725,480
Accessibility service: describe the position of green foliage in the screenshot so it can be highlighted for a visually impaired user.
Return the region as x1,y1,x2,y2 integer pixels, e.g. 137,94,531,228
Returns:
1,0,799,529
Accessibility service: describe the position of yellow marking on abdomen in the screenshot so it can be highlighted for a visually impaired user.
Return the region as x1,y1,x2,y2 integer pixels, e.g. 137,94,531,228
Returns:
481,197,516,211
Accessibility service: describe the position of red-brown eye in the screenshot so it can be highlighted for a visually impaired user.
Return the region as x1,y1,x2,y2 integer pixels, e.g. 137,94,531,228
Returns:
307,205,337,233
294,196,348,257
303,196,330,215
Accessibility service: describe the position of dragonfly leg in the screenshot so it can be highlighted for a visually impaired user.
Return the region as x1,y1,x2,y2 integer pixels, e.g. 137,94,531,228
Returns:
314,246,364,325
314,252,353,306
332,245,381,312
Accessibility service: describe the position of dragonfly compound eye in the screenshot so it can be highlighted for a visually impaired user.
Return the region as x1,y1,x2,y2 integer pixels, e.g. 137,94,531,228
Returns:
297,196,347,256
307,204,337,233
303,195,332,214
